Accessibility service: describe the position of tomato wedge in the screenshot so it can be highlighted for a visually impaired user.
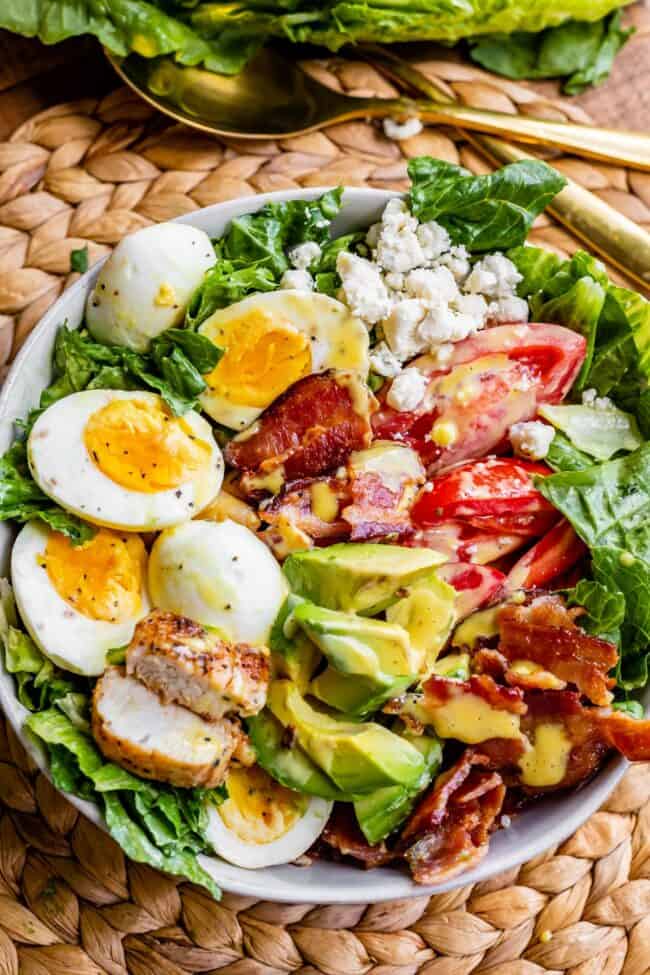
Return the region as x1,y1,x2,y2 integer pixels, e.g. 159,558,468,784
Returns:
465,511,559,537
407,521,528,564
412,458,554,527
503,519,587,592
437,562,505,619
438,323,587,405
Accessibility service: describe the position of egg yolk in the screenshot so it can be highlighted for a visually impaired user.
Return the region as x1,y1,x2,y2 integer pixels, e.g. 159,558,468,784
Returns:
41,529,145,623
203,308,311,408
84,399,211,493
219,764,308,844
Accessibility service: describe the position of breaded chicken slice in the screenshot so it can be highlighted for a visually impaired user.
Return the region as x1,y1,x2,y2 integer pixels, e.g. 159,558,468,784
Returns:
126,609,269,722
92,667,242,789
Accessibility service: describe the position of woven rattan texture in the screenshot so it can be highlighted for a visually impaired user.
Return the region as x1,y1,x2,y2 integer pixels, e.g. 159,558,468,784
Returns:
2,36,650,975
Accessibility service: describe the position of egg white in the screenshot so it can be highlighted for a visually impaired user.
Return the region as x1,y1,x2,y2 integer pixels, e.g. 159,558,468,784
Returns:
28,390,224,532
11,521,150,676
86,223,215,352
205,782,332,869
148,519,288,645
198,290,369,430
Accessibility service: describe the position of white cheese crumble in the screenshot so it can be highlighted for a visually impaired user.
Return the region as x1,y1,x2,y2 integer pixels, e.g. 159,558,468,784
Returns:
509,420,555,460
438,245,471,283
417,222,451,263
488,295,530,324
336,251,391,325
279,269,314,291
382,298,428,360
405,266,458,304
288,241,321,270
386,367,428,411
370,341,402,378
383,116,423,141
465,253,522,298
582,388,614,410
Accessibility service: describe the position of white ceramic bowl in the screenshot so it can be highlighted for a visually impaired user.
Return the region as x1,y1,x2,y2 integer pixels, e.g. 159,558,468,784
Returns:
0,189,635,904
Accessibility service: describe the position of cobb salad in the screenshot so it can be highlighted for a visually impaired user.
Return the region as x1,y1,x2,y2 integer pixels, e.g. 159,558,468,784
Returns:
1,156,650,899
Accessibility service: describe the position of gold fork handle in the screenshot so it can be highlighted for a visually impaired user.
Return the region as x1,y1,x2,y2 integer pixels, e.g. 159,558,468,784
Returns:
362,98,650,173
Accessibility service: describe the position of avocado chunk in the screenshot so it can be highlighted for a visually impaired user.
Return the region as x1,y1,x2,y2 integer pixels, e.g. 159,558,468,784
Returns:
294,602,422,675
432,652,470,680
270,595,321,692
267,680,426,793
284,542,446,616
354,728,442,845
385,571,456,671
310,667,412,717
246,709,348,800
293,601,420,716
451,606,500,650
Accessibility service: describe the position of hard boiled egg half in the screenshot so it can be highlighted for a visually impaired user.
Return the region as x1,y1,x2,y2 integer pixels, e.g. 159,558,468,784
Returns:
205,763,332,868
198,291,369,430
28,390,224,532
148,519,288,645
11,521,150,675
86,223,215,352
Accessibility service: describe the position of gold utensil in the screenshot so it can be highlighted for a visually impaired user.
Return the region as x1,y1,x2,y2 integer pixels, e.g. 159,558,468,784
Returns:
108,48,650,172
364,47,650,291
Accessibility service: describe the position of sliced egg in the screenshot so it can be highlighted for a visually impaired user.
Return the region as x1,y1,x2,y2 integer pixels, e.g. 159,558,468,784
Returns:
28,390,224,532
198,291,369,430
148,518,288,645
86,223,215,351
11,521,150,675
205,764,332,868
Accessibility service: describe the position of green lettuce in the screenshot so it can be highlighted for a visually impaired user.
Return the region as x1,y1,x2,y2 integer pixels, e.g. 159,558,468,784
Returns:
408,159,566,252
0,0,257,74
469,12,633,93
186,189,344,328
0,442,95,545
26,709,224,898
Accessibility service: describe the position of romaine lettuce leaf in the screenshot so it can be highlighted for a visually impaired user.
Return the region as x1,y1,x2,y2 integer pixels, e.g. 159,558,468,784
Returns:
546,432,597,472
538,402,642,461
26,708,224,899
0,442,95,545
186,189,345,328
408,159,566,252
469,12,633,93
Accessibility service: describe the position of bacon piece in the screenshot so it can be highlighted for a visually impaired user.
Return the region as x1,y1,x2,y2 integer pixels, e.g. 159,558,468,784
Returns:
341,471,412,541
226,372,372,489
498,595,618,706
260,476,349,544
401,750,505,884
321,805,395,868
425,674,527,716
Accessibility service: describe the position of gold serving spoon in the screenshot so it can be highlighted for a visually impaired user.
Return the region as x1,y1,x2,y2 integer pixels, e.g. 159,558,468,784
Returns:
107,47,650,171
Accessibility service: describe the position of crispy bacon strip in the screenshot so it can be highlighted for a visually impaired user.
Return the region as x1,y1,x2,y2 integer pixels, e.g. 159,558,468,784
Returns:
509,690,650,793
498,595,618,706
424,674,527,715
260,477,349,543
322,805,395,868
226,372,372,488
400,750,505,884
341,471,412,541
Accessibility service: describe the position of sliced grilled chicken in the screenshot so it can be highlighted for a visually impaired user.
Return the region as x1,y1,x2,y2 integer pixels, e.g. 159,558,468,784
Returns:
92,667,242,789
126,609,269,721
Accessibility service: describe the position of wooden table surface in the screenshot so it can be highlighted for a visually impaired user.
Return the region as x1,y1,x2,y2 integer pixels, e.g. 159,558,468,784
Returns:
0,4,649,141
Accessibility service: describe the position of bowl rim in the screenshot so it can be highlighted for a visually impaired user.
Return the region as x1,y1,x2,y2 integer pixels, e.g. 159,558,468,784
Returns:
0,186,630,904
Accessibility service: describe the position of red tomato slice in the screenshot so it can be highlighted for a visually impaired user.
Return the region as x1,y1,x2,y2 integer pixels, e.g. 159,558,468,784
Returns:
373,353,537,473
465,510,560,537
407,521,528,564
503,519,587,592
440,323,586,405
437,562,505,619
412,458,554,527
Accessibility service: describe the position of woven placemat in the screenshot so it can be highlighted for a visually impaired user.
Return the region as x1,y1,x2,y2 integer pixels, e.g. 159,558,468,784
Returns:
1,34,650,975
